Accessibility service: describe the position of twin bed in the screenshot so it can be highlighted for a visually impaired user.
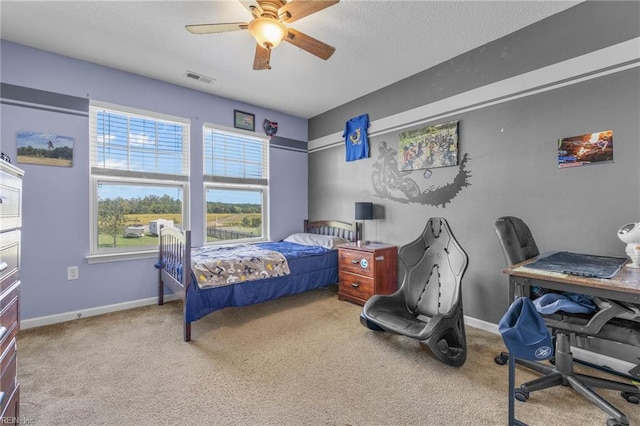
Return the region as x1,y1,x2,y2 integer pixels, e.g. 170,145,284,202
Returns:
157,220,360,341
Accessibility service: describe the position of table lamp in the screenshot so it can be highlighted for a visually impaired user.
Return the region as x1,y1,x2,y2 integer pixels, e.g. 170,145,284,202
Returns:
617,222,640,268
355,202,373,245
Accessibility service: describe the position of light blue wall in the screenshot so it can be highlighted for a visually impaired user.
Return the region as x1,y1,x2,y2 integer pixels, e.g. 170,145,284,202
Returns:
0,40,309,320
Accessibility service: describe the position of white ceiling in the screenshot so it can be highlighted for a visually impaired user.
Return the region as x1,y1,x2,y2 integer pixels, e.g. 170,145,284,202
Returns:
1,0,581,119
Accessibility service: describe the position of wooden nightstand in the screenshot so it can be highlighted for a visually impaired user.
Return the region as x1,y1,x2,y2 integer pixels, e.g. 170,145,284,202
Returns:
337,242,398,305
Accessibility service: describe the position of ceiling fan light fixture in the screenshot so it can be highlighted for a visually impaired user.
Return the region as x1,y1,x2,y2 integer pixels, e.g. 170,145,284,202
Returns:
248,17,287,49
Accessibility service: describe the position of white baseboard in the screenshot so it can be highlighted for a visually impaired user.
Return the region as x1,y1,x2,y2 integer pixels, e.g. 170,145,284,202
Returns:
20,294,179,330
465,315,499,335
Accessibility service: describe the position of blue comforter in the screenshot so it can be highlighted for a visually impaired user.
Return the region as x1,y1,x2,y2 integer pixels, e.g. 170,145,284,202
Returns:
184,241,338,322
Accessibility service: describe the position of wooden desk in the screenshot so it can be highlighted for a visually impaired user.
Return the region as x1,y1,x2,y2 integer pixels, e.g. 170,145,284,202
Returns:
504,252,640,304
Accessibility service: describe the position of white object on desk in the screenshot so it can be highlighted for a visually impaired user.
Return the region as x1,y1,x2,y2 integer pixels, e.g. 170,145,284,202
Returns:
617,222,640,268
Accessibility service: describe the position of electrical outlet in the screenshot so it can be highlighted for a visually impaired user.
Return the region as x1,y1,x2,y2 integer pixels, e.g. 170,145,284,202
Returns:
67,266,79,280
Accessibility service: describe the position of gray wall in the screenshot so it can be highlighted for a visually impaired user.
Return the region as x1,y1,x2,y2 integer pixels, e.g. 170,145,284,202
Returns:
307,1,640,325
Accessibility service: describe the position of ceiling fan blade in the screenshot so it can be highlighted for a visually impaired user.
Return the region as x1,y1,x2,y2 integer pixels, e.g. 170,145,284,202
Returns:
279,0,339,24
185,22,248,34
253,44,272,70
284,28,335,60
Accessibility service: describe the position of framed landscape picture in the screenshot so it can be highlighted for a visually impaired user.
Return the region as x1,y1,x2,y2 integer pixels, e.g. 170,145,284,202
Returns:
16,131,74,167
398,120,459,171
234,110,255,131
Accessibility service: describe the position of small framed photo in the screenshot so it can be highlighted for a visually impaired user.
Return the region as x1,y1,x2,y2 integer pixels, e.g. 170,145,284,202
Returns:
234,110,255,131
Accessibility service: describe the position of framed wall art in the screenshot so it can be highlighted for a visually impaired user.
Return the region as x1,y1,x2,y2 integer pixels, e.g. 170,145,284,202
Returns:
16,131,74,167
397,120,458,171
234,110,255,131
558,130,613,168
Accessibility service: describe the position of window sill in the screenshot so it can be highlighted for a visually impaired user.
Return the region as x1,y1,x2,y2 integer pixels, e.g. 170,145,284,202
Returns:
86,249,158,264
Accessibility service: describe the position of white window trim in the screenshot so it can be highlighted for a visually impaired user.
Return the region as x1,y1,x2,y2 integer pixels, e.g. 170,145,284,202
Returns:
87,101,190,262
204,122,264,140
91,100,190,127
87,176,190,263
202,122,270,245
203,183,269,245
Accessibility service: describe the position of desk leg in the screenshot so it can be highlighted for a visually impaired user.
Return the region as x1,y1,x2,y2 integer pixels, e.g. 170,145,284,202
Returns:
508,351,528,426
507,276,531,425
508,352,516,425
509,277,530,301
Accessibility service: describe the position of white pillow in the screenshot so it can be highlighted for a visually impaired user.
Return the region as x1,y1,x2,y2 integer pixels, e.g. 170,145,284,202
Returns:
284,233,349,249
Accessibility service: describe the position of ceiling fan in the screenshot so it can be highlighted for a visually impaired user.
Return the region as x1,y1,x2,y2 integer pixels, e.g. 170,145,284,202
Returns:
185,0,339,70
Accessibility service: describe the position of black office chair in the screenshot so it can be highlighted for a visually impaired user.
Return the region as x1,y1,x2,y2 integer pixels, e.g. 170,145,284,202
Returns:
493,216,546,371
495,216,640,426
360,217,469,367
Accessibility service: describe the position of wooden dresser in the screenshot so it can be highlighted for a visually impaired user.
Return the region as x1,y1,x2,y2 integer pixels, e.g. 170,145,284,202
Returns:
0,160,23,421
338,242,397,305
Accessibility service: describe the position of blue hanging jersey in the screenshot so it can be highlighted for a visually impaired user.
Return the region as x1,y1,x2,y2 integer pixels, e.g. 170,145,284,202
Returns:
343,114,369,162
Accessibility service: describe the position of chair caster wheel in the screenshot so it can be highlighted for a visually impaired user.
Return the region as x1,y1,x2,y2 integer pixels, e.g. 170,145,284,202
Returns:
494,353,508,365
621,391,640,404
514,388,529,402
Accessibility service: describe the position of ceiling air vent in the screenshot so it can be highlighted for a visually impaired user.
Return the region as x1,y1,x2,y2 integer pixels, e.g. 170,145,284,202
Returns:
184,71,215,84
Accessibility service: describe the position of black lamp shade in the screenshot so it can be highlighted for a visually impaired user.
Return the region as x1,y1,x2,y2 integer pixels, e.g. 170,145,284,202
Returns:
355,202,373,221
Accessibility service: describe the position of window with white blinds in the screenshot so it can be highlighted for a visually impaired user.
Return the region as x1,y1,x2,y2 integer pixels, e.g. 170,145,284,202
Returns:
90,102,190,179
203,126,268,185
203,125,269,244
88,102,190,259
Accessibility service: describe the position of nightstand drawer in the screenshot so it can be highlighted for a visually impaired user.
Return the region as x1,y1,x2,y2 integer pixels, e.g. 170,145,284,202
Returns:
339,271,373,300
338,243,397,305
339,250,374,277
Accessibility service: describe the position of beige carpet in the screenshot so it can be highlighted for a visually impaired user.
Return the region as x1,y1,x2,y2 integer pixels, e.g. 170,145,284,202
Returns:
17,286,639,425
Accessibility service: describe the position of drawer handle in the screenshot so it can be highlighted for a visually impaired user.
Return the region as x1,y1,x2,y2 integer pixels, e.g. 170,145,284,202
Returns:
0,326,7,342
351,282,360,288
350,259,369,268
0,261,7,272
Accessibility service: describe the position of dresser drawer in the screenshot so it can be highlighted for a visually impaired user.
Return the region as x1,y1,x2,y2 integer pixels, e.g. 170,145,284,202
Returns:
0,285,19,356
339,271,373,301
0,232,20,294
0,283,18,314
339,250,374,277
0,384,19,422
0,339,16,416
0,169,22,232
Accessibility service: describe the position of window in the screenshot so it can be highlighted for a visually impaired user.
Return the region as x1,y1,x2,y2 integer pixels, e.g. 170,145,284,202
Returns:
89,102,189,260
203,125,269,244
